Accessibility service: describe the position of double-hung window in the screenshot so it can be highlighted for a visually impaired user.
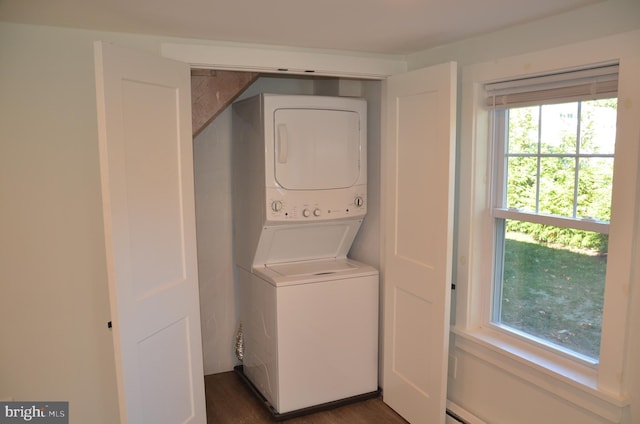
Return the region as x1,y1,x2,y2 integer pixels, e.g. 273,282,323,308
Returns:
486,65,618,362
455,33,640,421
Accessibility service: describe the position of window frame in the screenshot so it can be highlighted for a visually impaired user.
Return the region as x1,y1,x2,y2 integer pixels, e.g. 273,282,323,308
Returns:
454,32,640,421
489,101,614,365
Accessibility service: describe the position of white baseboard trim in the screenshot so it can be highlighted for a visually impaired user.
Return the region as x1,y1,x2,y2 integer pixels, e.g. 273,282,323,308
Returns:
447,400,487,424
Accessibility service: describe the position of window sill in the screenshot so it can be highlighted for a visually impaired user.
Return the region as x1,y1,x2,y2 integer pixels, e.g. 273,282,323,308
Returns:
451,326,629,423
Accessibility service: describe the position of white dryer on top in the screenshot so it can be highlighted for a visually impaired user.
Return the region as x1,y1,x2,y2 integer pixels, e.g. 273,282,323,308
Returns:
232,93,368,269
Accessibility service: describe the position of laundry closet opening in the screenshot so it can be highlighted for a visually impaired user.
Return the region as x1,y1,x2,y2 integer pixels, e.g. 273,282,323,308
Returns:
191,71,383,387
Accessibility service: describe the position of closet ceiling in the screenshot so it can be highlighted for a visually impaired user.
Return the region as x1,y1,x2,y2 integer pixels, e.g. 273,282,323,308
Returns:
0,0,604,54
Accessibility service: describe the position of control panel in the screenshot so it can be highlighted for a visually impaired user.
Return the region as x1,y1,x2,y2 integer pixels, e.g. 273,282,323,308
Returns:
265,186,367,224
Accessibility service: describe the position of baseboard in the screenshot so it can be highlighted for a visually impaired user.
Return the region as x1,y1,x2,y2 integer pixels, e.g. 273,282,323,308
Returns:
446,400,487,424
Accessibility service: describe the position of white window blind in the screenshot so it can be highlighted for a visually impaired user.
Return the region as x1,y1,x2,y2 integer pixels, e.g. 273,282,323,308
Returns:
486,64,618,108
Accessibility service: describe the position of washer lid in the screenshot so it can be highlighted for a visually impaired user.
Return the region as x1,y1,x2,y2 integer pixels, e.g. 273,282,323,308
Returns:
254,258,378,287
267,258,357,277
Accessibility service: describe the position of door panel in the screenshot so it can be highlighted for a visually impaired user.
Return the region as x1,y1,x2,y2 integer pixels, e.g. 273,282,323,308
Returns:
94,41,206,424
120,79,185,299
382,62,457,424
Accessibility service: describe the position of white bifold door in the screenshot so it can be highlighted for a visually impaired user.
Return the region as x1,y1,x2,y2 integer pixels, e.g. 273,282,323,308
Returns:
382,62,457,424
94,41,206,424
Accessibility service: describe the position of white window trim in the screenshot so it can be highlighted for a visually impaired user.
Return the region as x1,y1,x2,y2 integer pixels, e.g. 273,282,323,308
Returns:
455,30,640,422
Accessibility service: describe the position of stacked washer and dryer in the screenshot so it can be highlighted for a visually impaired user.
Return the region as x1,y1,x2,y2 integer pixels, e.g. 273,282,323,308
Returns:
232,93,379,418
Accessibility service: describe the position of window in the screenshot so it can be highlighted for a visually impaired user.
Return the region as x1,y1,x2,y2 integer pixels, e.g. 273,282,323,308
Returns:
491,97,617,362
455,34,640,421
486,66,619,363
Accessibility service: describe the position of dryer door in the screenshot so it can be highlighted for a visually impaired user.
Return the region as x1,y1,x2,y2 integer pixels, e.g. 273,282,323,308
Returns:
273,108,361,190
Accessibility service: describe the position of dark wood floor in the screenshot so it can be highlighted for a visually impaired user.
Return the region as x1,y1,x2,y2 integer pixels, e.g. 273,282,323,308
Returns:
205,371,408,424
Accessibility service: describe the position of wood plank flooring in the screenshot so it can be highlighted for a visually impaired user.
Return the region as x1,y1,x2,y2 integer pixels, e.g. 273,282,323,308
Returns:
205,372,408,424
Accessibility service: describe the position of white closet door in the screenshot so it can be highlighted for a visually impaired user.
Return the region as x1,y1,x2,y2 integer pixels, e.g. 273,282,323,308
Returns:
94,41,206,424
382,62,457,424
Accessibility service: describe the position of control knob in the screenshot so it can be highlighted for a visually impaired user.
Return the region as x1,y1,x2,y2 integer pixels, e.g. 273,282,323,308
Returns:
354,196,364,207
271,200,283,212
313,208,321,217
302,208,311,217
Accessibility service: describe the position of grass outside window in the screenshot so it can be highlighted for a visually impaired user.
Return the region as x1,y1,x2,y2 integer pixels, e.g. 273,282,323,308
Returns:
496,227,607,360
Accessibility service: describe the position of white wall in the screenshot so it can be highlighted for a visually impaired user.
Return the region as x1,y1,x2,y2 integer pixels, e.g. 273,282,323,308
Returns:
0,23,127,423
193,108,237,375
406,0,640,70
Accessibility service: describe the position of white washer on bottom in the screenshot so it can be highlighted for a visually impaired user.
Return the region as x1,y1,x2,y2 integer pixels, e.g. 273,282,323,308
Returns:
239,258,379,414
